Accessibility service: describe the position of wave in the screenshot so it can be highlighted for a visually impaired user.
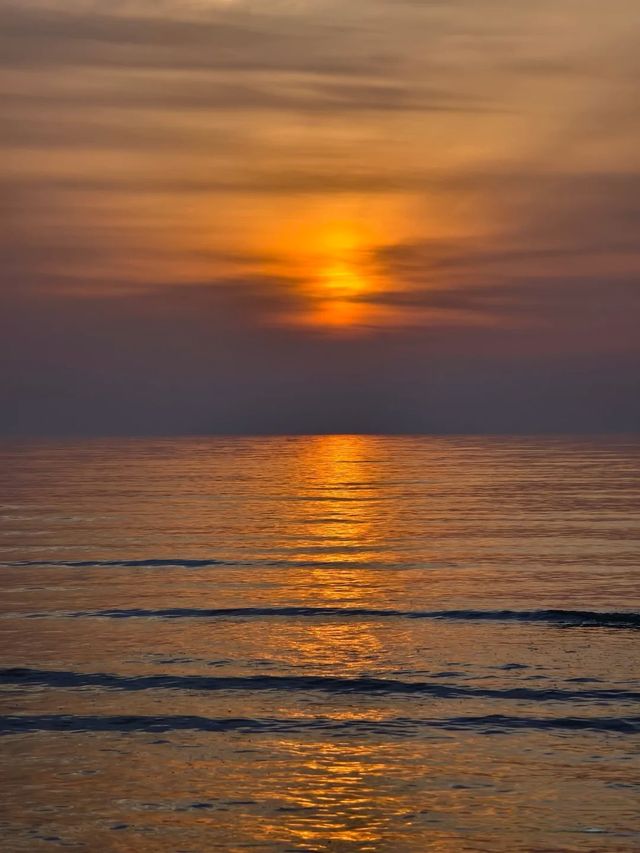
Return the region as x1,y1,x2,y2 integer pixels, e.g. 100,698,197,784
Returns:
3,667,639,703
47,606,640,630
1,713,638,736
4,558,228,569
1,558,451,571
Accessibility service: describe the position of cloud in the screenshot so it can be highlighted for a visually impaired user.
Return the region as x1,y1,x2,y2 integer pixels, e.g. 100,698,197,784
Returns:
0,2,388,75
1,0,639,434
360,167,640,343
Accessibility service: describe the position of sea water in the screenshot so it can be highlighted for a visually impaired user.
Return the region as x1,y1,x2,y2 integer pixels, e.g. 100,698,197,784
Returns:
1,435,639,851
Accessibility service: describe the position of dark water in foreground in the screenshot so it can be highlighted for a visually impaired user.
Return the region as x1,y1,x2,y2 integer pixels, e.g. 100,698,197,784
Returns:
1,435,639,852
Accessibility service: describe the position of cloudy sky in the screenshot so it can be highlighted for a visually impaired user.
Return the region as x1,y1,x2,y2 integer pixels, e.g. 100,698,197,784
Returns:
1,0,639,434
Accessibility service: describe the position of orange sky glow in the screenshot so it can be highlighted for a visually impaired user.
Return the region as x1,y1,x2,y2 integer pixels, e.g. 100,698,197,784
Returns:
1,0,639,433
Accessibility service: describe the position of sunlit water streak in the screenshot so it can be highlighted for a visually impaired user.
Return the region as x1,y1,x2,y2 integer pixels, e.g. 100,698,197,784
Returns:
0,435,639,851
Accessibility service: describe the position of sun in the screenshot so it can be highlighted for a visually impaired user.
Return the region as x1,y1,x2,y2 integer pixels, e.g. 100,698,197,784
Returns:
234,195,420,331
275,220,381,329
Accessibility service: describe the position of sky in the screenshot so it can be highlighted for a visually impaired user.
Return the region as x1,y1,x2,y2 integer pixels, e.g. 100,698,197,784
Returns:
1,0,639,435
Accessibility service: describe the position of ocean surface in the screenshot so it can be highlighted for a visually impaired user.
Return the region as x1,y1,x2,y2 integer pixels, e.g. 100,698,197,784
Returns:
0,435,639,852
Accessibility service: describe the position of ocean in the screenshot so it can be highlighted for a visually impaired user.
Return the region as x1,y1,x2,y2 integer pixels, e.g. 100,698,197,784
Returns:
1,435,638,851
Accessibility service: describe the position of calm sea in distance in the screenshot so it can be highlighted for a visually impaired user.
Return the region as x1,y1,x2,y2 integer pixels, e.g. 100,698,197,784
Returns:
1,435,639,851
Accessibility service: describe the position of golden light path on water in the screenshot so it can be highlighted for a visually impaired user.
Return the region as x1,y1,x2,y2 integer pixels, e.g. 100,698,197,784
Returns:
254,439,397,850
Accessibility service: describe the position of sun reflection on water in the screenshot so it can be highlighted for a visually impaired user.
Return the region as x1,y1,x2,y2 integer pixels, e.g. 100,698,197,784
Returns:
260,739,399,851
288,435,388,565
